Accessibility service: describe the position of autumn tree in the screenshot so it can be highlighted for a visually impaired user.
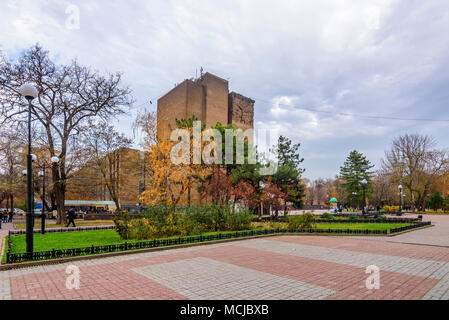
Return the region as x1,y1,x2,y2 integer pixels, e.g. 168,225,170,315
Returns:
0,44,133,223
205,168,233,205
233,180,258,210
142,139,191,207
382,134,449,211
174,115,208,206
260,178,287,217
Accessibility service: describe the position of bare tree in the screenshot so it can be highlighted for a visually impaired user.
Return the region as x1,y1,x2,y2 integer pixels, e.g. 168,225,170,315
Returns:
0,129,25,214
372,170,396,206
382,134,449,211
133,108,157,147
0,44,134,222
80,121,132,209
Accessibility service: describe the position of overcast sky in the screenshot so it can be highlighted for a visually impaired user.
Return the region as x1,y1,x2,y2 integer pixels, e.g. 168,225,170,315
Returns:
1,0,449,180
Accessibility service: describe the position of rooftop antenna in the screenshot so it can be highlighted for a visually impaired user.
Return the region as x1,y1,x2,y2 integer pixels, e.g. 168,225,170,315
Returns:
200,66,204,79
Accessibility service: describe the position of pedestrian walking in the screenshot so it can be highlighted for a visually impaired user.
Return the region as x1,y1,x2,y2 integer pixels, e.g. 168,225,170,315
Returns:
66,207,76,227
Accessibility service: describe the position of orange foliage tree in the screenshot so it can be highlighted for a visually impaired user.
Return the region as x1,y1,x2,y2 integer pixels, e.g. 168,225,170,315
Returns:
260,178,287,217
205,168,233,205
233,180,259,210
141,139,191,207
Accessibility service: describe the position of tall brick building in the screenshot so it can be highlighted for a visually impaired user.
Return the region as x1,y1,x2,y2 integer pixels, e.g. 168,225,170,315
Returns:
157,72,255,139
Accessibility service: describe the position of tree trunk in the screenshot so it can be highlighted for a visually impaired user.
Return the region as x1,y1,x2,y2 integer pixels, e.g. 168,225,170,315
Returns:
55,183,66,224
10,195,14,215
53,163,67,224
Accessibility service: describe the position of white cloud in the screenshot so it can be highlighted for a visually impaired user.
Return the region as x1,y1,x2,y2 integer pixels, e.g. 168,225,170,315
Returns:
1,0,449,179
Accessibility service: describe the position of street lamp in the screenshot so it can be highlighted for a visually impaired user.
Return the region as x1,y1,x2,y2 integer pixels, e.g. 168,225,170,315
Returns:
18,83,38,256
398,185,403,213
361,179,368,214
351,192,357,211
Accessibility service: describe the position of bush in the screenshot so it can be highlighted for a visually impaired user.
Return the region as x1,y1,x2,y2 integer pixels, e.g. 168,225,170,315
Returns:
288,213,316,229
113,211,132,240
383,206,400,213
375,215,387,220
321,213,334,220
115,205,253,240
349,215,358,220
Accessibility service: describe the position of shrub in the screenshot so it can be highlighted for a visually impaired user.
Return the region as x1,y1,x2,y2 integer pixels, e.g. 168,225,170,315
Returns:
288,213,316,229
321,213,334,220
383,206,400,213
269,221,285,229
115,205,253,240
349,215,358,220
375,215,387,220
113,211,132,240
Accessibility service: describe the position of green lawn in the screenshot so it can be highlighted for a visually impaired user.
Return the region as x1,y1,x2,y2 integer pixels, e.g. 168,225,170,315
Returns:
3,222,415,263
8,229,129,254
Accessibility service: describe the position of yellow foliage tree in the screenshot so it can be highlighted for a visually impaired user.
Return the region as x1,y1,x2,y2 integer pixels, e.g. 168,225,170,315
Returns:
141,139,191,207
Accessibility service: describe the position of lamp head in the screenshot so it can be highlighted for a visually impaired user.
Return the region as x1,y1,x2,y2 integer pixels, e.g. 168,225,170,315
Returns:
18,83,38,101
31,154,37,162
398,184,403,191
38,171,44,177
51,156,59,163
361,179,367,185
22,169,27,176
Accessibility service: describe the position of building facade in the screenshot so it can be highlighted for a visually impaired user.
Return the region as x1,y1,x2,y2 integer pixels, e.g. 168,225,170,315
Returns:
157,72,255,139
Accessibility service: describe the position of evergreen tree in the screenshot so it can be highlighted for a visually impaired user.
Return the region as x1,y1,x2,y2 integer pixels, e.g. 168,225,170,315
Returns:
429,192,443,210
339,150,374,206
271,136,306,211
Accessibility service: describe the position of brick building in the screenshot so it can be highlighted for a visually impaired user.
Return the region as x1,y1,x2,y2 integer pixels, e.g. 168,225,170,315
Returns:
157,72,255,139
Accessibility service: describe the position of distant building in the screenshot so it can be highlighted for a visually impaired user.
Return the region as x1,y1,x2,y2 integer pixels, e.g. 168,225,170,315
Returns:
157,72,255,140
65,148,142,208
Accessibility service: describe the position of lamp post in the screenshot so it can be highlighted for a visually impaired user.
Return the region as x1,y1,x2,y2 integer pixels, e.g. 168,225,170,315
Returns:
352,192,357,211
38,168,46,234
398,184,403,214
19,83,38,256
361,179,368,214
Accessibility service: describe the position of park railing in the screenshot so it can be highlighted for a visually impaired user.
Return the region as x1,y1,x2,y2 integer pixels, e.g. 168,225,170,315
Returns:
390,221,431,233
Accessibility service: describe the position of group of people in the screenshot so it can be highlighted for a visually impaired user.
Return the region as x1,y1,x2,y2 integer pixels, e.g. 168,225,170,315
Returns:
0,209,14,229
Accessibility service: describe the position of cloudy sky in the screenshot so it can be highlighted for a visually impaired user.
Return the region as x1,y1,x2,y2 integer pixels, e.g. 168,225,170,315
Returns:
1,0,449,180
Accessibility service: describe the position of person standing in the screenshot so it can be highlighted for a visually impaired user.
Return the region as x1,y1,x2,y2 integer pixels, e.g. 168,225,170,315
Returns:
66,207,76,227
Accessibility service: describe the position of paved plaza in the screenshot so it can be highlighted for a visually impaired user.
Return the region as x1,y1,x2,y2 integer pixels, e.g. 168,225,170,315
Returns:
1,229,449,300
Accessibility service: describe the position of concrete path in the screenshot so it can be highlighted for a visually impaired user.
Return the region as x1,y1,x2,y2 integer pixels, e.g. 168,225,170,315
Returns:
1,234,449,300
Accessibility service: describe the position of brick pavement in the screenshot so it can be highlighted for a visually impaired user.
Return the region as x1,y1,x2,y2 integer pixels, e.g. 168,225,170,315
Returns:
1,234,449,300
